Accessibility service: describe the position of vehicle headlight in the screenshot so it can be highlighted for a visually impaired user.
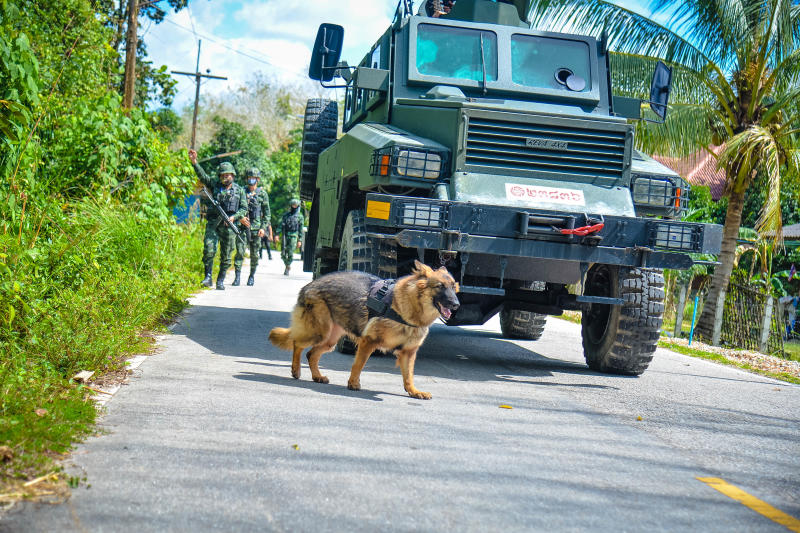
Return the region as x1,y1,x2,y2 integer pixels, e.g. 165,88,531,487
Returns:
396,149,442,179
652,222,701,252
631,175,689,217
400,201,444,228
371,146,448,181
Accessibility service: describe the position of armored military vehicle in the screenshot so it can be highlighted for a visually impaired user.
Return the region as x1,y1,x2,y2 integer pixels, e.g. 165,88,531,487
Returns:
298,0,722,375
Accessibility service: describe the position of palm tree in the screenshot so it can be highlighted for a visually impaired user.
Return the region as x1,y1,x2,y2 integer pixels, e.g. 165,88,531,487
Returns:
528,0,800,341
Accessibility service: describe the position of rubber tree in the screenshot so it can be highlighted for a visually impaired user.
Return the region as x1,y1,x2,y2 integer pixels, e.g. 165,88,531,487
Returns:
528,0,800,341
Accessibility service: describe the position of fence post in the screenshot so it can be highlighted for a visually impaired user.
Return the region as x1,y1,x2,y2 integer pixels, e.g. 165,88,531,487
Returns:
711,288,727,346
759,295,774,353
673,282,688,338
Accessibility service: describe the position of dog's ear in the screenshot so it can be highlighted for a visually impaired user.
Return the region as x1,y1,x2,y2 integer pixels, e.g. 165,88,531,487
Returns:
413,260,433,277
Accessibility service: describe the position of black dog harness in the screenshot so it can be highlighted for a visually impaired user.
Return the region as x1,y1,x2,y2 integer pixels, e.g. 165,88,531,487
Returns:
367,279,415,327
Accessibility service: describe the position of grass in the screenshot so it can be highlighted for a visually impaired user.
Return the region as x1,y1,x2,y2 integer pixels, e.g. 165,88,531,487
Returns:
783,341,800,362
658,340,800,385
555,311,799,385
0,203,203,498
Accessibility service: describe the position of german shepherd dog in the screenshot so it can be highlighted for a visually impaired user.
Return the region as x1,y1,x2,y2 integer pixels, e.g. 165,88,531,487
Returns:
269,261,460,399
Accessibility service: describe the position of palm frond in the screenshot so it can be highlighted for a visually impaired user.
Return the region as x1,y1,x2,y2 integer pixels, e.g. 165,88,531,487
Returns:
609,52,713,104
527,0,711,70
719,126,784,242
635,103,719,157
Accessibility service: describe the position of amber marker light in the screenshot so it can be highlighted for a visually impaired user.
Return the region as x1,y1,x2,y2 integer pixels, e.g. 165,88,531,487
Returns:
379,154,391,176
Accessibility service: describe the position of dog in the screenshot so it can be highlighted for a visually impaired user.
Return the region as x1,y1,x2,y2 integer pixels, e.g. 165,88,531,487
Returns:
268,261,460,399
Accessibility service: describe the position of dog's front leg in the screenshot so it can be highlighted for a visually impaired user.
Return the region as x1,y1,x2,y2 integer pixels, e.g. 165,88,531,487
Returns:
397,348,431,400
348,340,379,391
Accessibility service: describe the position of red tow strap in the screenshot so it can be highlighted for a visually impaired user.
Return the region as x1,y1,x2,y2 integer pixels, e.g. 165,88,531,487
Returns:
560,223,604,236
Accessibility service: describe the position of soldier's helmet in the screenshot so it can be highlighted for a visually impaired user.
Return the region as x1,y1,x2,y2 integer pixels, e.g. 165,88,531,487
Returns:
245,168,261,178
217,162,236,176
290,198,300,207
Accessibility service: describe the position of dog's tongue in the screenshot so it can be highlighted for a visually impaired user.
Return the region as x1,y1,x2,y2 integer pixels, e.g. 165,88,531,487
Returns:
440,307,452,320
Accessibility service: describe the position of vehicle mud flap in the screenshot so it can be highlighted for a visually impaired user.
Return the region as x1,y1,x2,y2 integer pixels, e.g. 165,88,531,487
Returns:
581,265,664,375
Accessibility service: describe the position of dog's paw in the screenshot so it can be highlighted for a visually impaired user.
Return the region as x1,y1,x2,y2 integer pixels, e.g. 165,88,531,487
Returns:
407,389,432,400
291,366,301,379
347,379,361,391
313,375,329,384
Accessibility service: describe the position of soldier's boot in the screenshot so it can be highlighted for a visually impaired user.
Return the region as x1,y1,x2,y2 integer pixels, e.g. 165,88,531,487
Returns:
247,271,255,286
201,265,213,288
215,271,226,291
283,265,290,276
232,269,241,286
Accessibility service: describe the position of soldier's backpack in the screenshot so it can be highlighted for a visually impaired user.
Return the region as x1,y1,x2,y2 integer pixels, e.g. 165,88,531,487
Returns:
283,211,301,233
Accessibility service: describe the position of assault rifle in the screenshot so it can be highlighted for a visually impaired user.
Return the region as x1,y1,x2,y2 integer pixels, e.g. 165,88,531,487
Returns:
201,186,247,247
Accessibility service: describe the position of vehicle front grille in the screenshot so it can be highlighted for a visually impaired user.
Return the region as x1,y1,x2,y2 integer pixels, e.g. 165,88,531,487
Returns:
465,116,628,181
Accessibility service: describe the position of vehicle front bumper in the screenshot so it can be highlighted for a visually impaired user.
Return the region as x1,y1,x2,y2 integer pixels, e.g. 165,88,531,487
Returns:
363,193,722,270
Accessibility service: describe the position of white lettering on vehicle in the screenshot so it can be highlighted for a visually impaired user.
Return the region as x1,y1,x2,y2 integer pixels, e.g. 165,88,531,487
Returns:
505,183,586,206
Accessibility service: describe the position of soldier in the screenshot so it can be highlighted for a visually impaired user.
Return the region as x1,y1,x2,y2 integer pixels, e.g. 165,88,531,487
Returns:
232,168,271,286
280,198,304,276
259,224,273,260
189,149,247,290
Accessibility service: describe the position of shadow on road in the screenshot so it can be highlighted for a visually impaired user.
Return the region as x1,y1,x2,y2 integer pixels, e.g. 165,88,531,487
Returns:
177,305,625,393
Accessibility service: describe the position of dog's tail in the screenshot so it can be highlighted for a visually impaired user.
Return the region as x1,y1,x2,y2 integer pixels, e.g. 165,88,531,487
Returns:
268,327,293,351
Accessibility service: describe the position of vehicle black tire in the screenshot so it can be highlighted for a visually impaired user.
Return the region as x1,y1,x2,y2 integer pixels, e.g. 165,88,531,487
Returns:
338,210,373,272
336,210,372,354
299,99,338,202
499,308,547,340
336,210,398,355
581,265,665,375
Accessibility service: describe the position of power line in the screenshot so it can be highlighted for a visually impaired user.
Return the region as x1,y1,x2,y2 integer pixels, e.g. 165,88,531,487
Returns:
160,18,307,80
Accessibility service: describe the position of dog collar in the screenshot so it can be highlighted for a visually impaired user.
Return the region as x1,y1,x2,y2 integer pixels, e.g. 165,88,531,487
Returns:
367,279,416,327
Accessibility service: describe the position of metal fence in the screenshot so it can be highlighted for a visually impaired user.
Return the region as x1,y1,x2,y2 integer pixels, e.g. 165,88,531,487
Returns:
721,280,785,356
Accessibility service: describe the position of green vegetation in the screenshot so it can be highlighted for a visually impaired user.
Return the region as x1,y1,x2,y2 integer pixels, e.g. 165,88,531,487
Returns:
0,0,201,494
658,340,800,385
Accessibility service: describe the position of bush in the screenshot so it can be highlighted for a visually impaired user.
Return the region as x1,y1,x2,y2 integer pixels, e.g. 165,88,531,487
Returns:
0,201,202,486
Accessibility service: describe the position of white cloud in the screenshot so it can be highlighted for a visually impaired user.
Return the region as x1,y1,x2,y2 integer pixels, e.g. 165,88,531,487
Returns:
143,0,395,109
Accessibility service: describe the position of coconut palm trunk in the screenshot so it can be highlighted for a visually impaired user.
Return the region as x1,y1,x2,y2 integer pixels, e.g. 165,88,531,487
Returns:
694,187,745,341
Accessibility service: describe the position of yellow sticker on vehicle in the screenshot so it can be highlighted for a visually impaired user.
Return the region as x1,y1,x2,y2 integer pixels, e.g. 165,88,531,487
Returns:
366,200,391,220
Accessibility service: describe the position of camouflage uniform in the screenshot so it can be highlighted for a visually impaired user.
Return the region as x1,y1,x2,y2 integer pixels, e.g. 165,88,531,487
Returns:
193,161,247,289
280,201,304,275
233,170,271,286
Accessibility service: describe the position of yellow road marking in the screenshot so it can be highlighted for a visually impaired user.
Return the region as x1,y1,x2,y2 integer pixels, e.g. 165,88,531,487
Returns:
697,477,800,532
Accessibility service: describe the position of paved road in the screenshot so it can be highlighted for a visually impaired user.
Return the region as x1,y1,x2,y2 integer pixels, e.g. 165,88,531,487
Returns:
3,257,799,532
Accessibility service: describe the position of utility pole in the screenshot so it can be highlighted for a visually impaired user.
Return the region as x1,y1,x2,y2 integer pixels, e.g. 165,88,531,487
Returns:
171,40,227,149
122,0,139,108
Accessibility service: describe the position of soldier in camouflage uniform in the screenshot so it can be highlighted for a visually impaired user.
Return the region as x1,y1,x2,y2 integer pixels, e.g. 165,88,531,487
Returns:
232,167,271,286
280,198,304,276
189,150,247,290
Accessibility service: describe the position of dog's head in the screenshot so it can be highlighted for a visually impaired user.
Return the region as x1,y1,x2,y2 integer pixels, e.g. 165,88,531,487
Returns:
412,260,460,320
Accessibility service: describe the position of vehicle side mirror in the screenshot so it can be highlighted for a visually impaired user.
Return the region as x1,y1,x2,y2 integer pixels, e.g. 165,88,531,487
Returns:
649,60,672,120
309,24,344,82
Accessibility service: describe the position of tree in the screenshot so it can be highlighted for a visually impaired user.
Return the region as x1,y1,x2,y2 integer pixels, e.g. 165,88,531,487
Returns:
529,0,800,341
197,116,271,185
97,0,187,107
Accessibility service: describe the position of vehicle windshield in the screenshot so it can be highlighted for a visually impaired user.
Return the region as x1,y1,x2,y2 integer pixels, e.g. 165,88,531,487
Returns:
416,24,497,82
511,35,591,92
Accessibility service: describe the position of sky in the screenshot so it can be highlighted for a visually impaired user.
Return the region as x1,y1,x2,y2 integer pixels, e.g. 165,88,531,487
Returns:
143,0,397,110
143,0,656,111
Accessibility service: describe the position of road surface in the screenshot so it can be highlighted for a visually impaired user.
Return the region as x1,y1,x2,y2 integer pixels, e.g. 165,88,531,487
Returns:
3,256,799,532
